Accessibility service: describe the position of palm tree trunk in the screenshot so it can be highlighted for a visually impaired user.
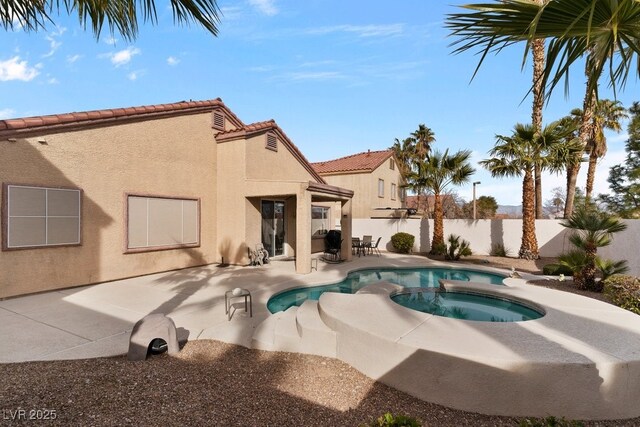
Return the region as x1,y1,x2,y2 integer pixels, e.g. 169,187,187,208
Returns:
566,66,597,217
430,192,444,254
585,149,597,200
519,167,539,259
532,33,545,219
580,247,599,291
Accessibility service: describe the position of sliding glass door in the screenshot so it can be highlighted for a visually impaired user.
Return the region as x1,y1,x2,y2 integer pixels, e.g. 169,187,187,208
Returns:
261,200,285,257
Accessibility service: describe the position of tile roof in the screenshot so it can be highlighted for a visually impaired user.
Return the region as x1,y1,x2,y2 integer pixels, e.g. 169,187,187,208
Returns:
0,98,244,137
311,149,394,175
216,119,327,185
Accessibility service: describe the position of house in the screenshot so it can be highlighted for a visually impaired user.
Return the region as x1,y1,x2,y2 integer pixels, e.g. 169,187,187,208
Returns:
0,99,354,299
311,149,405,219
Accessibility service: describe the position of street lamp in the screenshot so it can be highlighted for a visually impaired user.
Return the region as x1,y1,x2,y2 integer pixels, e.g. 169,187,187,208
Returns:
472,181,481,220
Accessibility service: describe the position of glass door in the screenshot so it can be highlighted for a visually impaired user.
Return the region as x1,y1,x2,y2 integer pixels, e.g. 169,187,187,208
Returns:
261,200,285,257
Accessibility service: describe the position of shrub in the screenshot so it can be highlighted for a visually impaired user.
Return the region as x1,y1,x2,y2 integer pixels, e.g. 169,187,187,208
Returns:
542,264,574,276
489,242,510,257
391,232,415,254
603,274,640,315
444,234,472,261
430,242,447,256
362,412,421,427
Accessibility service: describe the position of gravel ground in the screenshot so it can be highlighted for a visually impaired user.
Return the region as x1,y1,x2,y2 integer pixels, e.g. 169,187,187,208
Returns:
1,256,636,426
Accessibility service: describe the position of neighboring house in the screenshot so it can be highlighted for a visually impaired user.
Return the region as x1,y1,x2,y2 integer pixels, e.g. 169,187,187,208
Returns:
311,150,405,219
0,99,353,299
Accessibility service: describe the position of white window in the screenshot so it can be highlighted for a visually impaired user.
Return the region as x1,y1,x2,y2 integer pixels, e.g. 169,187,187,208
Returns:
127,195,199,251
311,206,330,237
391,183,397,200
3,184,81,250
378,179,384,198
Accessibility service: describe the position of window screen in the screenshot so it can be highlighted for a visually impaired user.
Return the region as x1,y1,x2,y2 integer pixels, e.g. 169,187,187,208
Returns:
378,179,384,197
127,195,199,250
391,183,397,200
4,184,81,249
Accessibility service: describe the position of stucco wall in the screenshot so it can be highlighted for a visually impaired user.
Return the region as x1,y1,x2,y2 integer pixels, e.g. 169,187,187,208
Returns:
321,160,403,218
0,113,219,298
352,218,640,277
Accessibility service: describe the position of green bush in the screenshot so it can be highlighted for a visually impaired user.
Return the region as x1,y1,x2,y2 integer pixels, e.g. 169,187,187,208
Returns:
603,274,640,315
362,412,421,427
489,242,510,257
391,232,415,254
519,416,584,427
543,264,574,276
444,234,472,261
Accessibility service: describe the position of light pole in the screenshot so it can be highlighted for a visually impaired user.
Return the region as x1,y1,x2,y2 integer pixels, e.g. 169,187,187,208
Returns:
472,181,481,220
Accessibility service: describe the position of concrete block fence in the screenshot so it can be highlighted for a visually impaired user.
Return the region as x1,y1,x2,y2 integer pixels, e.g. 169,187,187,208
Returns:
351,218,640,277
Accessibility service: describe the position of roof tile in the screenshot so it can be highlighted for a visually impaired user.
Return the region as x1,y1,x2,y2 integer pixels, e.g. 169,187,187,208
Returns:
311,149,394,174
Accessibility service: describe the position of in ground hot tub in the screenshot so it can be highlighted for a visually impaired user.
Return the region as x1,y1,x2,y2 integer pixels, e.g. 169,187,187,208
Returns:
391,288,543,322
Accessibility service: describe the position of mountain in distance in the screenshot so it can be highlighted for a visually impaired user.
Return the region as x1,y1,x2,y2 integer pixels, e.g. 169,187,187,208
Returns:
496,205,522,217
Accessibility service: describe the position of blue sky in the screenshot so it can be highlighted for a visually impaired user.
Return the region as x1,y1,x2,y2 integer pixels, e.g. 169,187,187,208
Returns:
1,0,638,205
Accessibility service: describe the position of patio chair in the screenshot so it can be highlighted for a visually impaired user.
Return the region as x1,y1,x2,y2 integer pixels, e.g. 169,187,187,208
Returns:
362,235,372,255
370,237,382,256
352,237,361,255
324,230,342,262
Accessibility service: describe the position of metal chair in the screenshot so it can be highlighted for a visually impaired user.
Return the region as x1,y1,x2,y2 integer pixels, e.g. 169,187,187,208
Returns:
352,237,361,255
362,235,372,256
370,237,382,256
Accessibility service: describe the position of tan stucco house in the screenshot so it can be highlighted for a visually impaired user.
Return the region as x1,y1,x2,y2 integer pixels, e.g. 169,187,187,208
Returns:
311,150,405,219
0,99,353,299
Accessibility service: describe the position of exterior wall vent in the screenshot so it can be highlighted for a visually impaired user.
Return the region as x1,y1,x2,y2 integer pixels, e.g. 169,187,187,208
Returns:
266,133,278,151
212,111,225,130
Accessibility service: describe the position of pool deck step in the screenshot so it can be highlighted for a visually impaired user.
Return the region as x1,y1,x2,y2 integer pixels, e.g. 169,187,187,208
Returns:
251,302,337,357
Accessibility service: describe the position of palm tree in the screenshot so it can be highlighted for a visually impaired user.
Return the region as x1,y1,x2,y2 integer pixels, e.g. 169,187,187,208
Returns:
411,124,436,160
557,206,627,291
480,122,580,259
447,0,640,216
583,100,628,199
1,0,220,40
391,137,416,181
412,149,475,254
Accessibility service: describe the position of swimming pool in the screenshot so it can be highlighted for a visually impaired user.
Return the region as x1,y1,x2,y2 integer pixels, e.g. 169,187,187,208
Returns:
391,289,543,322
267,267,506,313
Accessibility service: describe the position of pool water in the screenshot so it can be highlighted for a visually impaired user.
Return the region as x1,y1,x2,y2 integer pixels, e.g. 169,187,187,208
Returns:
267,267,506,313
392,289,542,322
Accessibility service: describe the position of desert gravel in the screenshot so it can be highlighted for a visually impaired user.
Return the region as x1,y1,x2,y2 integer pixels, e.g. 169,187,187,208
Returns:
2,340,639,426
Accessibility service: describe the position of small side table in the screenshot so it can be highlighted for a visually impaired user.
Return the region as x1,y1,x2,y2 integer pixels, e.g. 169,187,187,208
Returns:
225,289,253,321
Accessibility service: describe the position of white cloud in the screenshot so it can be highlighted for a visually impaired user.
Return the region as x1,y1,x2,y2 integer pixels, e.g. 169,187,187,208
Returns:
104,36,118,46
102,47,141,67
249,0,278,16
47,76,59,84
67,54,82,64
0,56,39,81
42,27,66,58
220,6,243,21
127,70,145,81
167,56,180,66
285,71,345,81
0,108,15,119
305,24,405,38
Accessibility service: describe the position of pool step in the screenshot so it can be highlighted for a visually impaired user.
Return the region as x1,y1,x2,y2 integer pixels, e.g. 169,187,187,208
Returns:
251,301,336,357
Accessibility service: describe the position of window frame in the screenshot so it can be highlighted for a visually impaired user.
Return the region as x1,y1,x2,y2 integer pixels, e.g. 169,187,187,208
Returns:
2,182,83,251
390,159,395,170
378,179,384,198
311,205,330,238
124,193,201,254
391,183,397,200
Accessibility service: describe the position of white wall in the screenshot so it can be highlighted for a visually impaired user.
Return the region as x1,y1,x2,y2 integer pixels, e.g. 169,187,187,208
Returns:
352,218,640,277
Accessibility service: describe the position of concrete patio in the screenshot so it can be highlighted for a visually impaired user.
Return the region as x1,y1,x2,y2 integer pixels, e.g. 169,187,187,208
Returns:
0,252,431,363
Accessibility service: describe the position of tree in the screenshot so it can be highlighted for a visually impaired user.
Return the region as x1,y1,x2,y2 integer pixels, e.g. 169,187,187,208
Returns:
544,186,586,217
599,102,640,218
462,195,498,219
446,0,640,217
1,0,221,40
480,122,579,259
411,124,436,160
585,100,627,199
411,149,475,254
556,206,627,291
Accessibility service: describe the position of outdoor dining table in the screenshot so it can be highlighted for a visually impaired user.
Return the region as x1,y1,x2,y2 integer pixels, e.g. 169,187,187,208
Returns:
352,237,372,257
